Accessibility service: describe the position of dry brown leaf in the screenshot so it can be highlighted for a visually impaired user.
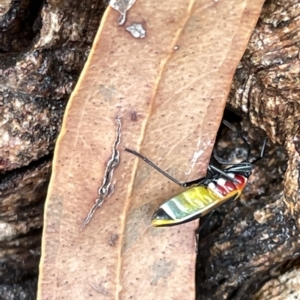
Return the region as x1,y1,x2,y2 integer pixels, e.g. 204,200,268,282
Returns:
38,0,265,299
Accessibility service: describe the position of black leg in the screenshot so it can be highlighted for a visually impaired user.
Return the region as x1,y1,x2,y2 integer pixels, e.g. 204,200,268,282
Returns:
195,211,214,236
213,148,236,165
194,211,215,252
125,148,206,187
222,120,251,160
208,165,238,183
251,138,268,164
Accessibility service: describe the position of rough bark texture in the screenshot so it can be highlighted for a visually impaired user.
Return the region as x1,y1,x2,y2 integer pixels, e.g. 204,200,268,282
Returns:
197,1,300,299
0,1,106,299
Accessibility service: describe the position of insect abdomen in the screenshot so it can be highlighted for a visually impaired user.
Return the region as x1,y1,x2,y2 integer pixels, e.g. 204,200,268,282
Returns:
169,186,218,215
152,175,246,226
152,186,221,226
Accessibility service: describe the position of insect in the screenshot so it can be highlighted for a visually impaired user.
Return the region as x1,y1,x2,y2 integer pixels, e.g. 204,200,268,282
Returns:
125,120,267,227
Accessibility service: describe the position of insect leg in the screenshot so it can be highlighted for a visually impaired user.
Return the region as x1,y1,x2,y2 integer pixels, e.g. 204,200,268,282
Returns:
251,138,268,164
196,210,214,236
212,148,236,165
125,148,206,187
208,165,239,183
194,211,215,252
222,120,251,160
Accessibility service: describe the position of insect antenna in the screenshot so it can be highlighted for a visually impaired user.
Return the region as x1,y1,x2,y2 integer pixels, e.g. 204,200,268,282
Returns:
125,148,186,187
125,148,206,188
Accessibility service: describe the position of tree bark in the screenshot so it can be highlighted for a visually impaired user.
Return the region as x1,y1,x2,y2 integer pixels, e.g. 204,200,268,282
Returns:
197,1,300,299
0,1,107,299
